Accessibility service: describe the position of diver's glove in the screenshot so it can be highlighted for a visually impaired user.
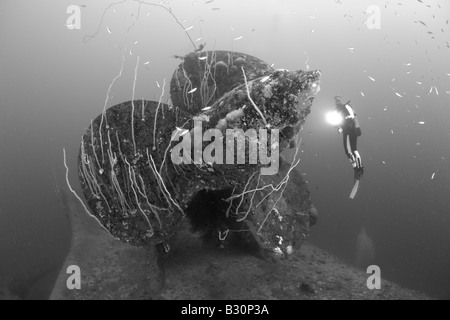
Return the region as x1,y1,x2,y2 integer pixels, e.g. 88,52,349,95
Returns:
338,127,343,133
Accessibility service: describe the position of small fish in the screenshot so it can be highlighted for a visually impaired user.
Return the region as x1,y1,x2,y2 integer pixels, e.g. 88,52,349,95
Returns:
270,63,275,67
361,91,365,96
233,36,244,40
195,37,202,41
368,76,376,82
144,61,150,65
134,41,138,45
156,81,160,88
391,129,394,135
310,29,316,34
230,26,235,31
188,88,197,94
202,106,212,111
309,16,316,19
106,26,112,34
431,172,436,180
205,0,214,3
198,56,208,60
429,86,433,94
416,81,422,84
184,26,194,31
382,161,386,165
435,86,439,95
395,92,403,97
129,50,133,56
418,121,425,124
418,20,427,27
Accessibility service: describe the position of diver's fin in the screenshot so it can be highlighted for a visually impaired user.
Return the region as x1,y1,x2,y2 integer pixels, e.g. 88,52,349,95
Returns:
349,179,360,199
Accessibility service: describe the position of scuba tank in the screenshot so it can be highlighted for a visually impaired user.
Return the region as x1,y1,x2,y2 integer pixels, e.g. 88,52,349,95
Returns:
345,100,362,136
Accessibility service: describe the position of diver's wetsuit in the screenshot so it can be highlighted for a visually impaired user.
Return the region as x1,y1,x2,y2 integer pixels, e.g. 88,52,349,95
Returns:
336,102,363,172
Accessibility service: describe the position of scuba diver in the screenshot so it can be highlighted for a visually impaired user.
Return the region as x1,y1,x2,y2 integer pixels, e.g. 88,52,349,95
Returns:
334,96,364,181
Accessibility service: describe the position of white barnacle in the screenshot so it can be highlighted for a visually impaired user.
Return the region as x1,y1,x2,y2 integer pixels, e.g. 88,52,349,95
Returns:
286,245,293,255
261,85,273,99
273,208,283,221
276,235,283,245
260,75,270,83
274,247,283,256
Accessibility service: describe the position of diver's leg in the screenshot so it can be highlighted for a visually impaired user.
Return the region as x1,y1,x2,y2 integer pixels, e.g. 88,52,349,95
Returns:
349,130,363,169
343,132,350,157
354,150,363,169
348,130,364,181
344,132,356,168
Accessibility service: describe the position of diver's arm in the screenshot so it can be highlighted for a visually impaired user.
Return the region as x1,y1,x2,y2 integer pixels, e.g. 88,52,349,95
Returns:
345,105,355,119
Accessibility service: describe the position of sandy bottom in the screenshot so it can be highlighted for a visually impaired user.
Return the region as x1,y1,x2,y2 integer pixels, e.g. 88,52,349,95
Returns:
159,227,428,300
50,196,429,300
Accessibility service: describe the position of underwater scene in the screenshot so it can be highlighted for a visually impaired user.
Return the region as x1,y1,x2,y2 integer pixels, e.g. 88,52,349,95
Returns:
0,0,449,301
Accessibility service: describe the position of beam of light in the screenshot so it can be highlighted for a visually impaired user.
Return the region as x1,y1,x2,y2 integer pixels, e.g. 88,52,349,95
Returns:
325,110,343,126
